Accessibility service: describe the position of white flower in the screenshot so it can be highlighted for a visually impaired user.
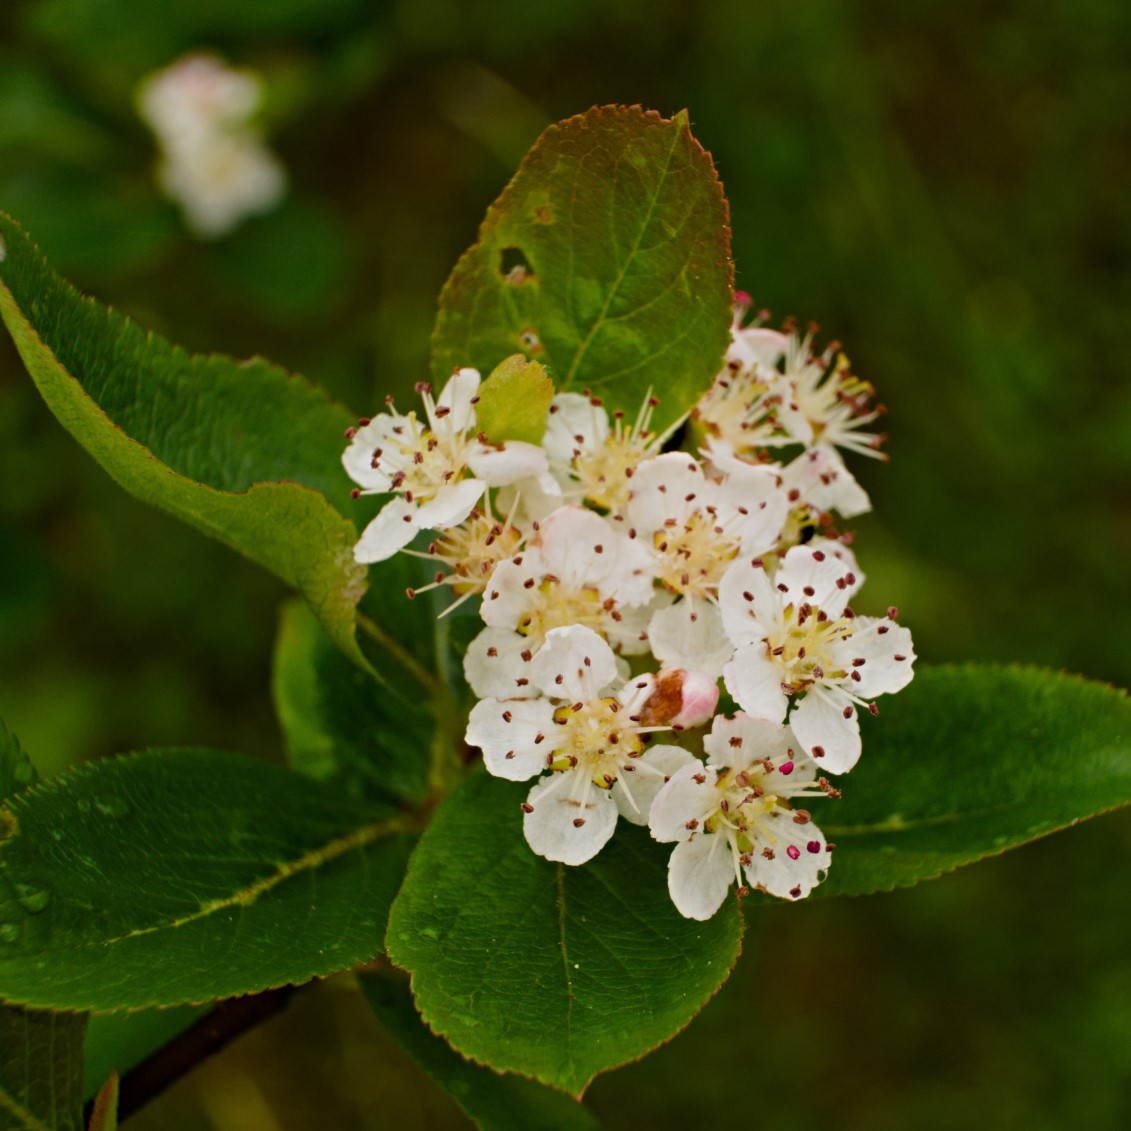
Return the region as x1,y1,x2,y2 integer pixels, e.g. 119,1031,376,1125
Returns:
696,307,885,479
705,441,871,524
772,330,885,460
463,506,657,698
465,626,695,865
344,369,551,564
624,452,788,675
650,713,837,919
539,390,683,514
137,53,286,238
719,544,915,772
400,497,524,616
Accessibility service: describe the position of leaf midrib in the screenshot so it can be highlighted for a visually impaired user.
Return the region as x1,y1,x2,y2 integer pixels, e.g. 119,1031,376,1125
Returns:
14,813,412,952
563,124,684,387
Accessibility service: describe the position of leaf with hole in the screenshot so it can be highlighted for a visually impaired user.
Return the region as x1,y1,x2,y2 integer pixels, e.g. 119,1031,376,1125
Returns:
432,105,733,431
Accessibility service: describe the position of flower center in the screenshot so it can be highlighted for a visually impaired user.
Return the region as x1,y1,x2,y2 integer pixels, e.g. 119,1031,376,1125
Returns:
574,435,649,512
379,411,472,504
548,697,644,787
703,766,783,854
429,512,522,595
768,606,854,691
652,510,738,598
517,584,606,648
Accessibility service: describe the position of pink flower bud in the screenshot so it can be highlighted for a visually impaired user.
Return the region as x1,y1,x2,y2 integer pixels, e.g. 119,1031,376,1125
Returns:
670,669,719,729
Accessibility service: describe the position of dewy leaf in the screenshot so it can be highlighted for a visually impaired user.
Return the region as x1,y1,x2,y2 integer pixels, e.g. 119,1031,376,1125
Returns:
273,599,432,806
0,723,86,1131
0,748,415,1011
0,213,369,664
474,354,555,446
432,105,733,432
359,965,604,1131
819,664,1131,897
386,773,742,1097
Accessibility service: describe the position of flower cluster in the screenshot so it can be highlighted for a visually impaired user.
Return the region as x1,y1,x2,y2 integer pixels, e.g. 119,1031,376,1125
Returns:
137,53,287,239
344,301,915,919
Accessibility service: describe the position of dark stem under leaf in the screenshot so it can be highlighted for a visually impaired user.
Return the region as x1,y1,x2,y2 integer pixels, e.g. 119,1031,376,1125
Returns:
83,987,296,1125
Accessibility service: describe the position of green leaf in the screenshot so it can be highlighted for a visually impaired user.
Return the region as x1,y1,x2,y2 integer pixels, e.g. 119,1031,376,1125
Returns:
474,354,554,445
0,212,369,665
0,749,415,1011
359,965,604,1131
431,105,733,431
0,724,86,1131
386,772,742,1097
273,599,432,805
820,665,1131,897
0,1007,86,1131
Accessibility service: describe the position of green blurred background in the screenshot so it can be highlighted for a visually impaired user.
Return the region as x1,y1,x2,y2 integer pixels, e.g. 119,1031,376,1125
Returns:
1,0,1129,1127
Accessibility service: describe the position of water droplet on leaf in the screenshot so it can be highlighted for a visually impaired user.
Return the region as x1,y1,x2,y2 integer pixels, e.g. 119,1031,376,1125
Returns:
94,796,130,819
14,884,50,914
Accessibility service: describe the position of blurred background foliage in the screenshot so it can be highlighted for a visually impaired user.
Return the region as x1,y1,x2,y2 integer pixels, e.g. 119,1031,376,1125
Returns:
1,0,1129,1127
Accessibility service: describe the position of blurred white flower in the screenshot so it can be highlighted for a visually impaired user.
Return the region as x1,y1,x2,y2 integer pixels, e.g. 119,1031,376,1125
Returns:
137,52,287,238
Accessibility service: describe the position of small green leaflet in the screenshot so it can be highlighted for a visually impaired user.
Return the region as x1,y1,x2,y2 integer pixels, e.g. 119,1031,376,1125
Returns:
386,773,742,1097
474,354,554,446
432,105,733,432
818,664,1131,897
0,748,414,1011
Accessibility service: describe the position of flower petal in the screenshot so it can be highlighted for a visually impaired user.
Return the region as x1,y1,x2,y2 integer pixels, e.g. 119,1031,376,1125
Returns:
612,744,696,826
743,811,831,900
465,697,557,781
648,601,733,678
523,774,618,865
480,548,547,630
543,392,609,468
668,833,735,921
717,557,778,648
353,498,420,563
789,687,861,773
648,761,716,843
529,625,618,701
342,419,394,491
463,627,539,699
702,713,795,770
435,367,481,433
467,441,550,487
413,478,485,530
838,618,916,698
774,544,859,617
723,645,789,723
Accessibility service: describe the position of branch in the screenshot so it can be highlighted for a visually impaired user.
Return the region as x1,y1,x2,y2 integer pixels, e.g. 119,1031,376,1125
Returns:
84,986,296,1125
